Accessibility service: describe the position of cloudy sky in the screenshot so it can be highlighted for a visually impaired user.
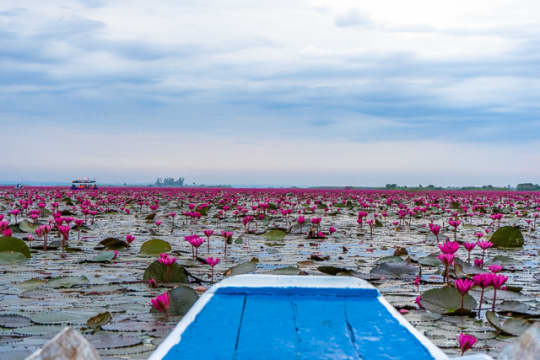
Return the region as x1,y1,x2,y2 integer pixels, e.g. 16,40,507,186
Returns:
1,0,539,186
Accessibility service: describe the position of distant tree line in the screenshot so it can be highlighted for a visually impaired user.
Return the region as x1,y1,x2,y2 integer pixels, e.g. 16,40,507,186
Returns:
154,177,185,187
516,183,540,191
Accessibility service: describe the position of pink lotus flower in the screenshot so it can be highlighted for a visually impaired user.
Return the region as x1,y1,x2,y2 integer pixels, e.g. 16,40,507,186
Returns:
203,229,214,252
463,242,476,263
158,253,176,266
458,333,477,356
474,258,483,268
126,234,135,244
439,240,460,254
148,278,157,288
188,236,205,258
206,257,220,282
328,226,336,234
454,278,474,309
473,273,492,316
488,264,502,273
438,253,454,283
151,292,170,317
477,241,493,250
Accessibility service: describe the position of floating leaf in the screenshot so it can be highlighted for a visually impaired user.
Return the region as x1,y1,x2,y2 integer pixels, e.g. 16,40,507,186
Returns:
143,260,188,284
14,325,64,336
416,254,441,267
29,311,90,325
167,286,198,316
0,251,27,264
318,266,353,275
45,276,88,289
486,311,532,336
87,251,116,263
145,213,157,222
86,333,142,349
139,239,171,255
18,220,38,233
490,226,524,248
370,262,417,278
375,256,405,264
0,314,32,328
87,312,112,329
224,260,257,277
0,236,31,258
268,266,304,275
17,278,48,291
454,258,482,276
95,237,128,250
496,301,540,317
264,229,286,241
420,286,476,315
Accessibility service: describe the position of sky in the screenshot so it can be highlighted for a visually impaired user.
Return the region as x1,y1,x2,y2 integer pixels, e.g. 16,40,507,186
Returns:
1,0,539,187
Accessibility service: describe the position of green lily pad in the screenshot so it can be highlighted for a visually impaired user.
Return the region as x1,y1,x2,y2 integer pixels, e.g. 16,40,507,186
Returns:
45,276,88,289
139,239,171,255
268,266,304,275
143,260,188,284
95,237,128,250
318,266,353,275
416,254,441,267
0,236,31,258
370,262,417,278
86,332,142,349
87,312,112,329
29,311,90,325
0,314,32,328
14,325,64,336
17,278,47,291
167,286,198,316
87,251,116,263
18,220,38,233
420,286,477,315
264,229,286,241
145,213,157,222
486,311,532,336
490,226,524,248
0,251,27,264
496,301,540,317
375,256,405,264
224,260,257,277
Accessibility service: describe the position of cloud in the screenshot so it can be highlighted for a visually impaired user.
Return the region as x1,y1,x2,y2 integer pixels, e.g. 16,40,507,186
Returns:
334,9,372,27
0,0,539,184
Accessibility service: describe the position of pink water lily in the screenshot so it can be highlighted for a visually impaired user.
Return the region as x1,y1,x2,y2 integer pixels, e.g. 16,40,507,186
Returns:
458,333,477,356
206,257,220,282
473,273,492,316
151,292,170,318
438,253,454,283
438,240,459,254
454,278,474,310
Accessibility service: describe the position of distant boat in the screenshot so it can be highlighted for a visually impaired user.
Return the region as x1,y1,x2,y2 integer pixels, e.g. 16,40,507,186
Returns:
149,275,493,360
71,178,98,190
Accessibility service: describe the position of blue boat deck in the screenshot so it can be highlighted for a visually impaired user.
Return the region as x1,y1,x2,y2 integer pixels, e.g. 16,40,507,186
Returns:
151,275,448,360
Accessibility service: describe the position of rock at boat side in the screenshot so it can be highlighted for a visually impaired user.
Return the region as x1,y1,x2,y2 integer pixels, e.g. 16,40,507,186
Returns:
26,326,101,360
